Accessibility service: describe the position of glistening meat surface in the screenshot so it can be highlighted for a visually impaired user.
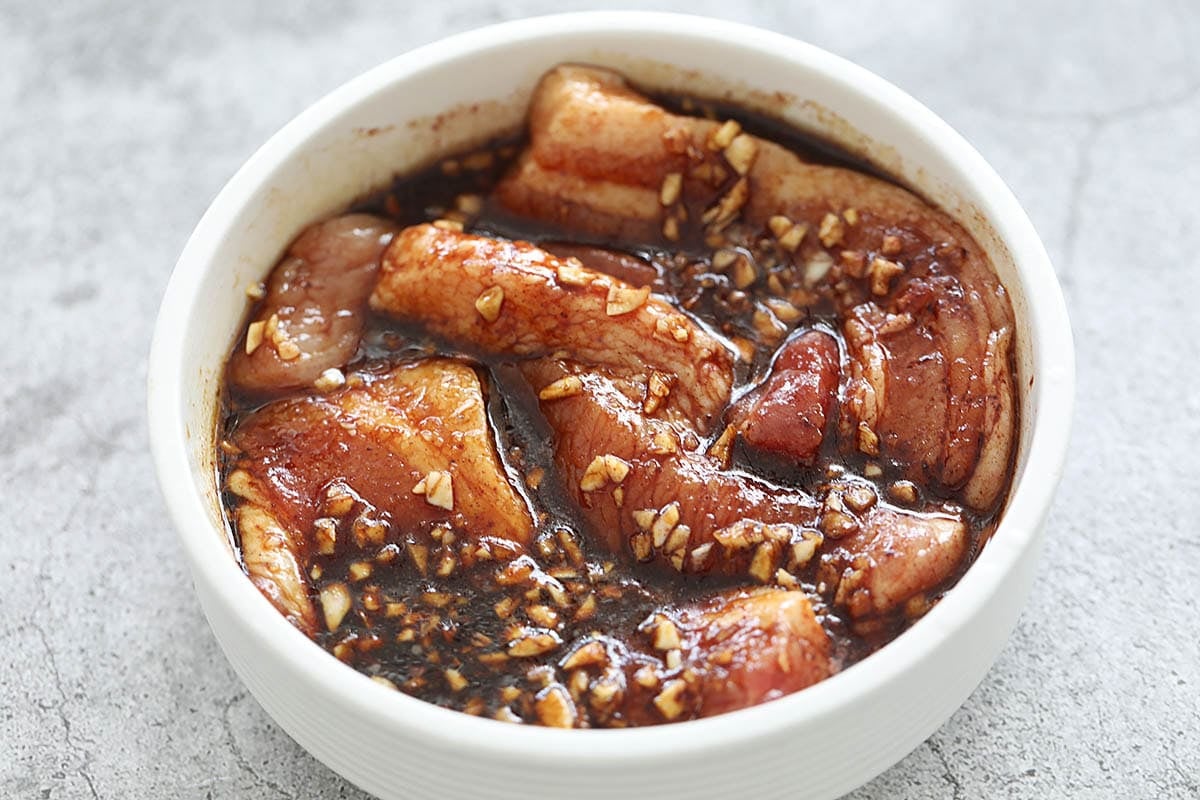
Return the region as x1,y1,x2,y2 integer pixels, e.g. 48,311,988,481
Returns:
370,224,735,430
522,357,823,578
229,214,399,396
224,360,534,629
572,589,833,726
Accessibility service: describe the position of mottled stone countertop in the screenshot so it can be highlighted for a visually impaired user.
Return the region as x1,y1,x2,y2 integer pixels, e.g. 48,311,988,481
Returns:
3,1,1197,797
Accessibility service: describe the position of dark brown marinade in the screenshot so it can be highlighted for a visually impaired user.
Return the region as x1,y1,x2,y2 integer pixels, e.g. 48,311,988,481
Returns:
217,92,1011,726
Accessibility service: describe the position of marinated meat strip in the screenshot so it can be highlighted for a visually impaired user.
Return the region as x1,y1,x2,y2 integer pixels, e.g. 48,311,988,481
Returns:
229,214,398,396
563,588,831,726
226,472,319,634
371,224,735,429
841,278,1015,510
494,64,1015,509
727,329,841,464
522,358,822,578
493,65,685,242
673,588,831,718
500,64,974,247
225,360,533,627
818,505,967,620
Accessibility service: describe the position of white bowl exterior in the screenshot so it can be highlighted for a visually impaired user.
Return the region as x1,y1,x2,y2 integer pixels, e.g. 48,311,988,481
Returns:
148,12,1074,800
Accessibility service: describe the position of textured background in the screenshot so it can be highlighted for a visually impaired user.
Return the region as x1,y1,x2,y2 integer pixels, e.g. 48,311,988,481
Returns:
3,1,1198,798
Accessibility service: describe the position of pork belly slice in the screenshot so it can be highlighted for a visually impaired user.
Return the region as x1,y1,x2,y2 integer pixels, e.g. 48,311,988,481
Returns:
229,214,399,397
370,224,735,430
225,359,533,632
522,358,822,580
555,588,832,726
819,504,967,620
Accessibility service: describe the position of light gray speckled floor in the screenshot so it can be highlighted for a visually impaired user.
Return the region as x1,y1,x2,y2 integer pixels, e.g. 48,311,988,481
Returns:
2,1,1198,798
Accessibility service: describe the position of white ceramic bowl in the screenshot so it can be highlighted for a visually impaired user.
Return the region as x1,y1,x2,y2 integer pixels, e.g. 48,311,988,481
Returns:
148,12,1074,800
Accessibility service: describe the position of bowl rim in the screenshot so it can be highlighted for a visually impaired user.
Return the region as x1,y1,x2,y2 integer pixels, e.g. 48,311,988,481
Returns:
148,10,1075,764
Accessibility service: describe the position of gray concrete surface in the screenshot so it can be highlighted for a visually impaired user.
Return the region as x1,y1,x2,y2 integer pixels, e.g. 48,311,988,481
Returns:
2,1,1197,797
